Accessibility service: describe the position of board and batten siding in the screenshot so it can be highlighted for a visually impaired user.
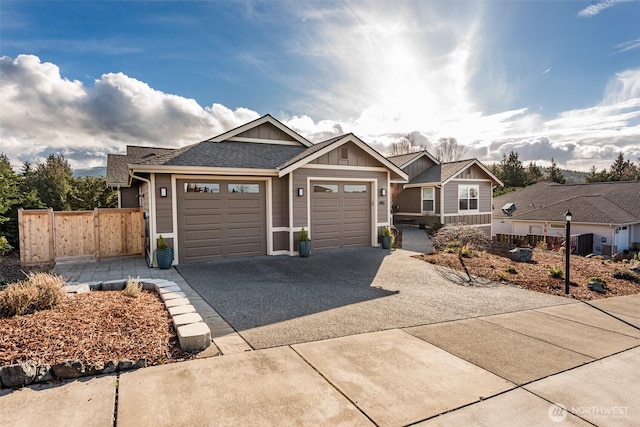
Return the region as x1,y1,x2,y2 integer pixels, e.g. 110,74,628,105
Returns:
120,186,140,209
309,141,379,167
155,174,173,234
394,186,421,214
291,168,388,227
403,156,437,180
236,122,297,142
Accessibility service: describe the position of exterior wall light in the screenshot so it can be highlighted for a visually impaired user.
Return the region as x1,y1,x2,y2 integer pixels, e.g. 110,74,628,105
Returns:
160,187,168,197
381,188,386,197
297,187,304,197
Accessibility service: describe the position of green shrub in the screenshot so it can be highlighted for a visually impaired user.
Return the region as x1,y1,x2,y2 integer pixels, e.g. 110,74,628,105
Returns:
157,235,170,249
0,236,12,256
612,270,640,284
298,227,309,242
0,273,65,318
504,265,518,274
587,276,607,286
548,266,563,279
460,243,473,258
124,276,143,298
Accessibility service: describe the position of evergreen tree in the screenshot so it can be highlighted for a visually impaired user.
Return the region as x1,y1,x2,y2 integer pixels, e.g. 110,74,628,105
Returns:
25,154,74,211
497,151,527,188
546,158,565,184
526,161,543,185
69,176,118,210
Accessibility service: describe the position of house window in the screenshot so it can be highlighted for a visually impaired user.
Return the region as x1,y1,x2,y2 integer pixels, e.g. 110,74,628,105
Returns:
184,183,219,193
341,147,349,160
458,185,479,211
422,188,434,212
344,184,367,193
314,184,338,193
228,183,259,193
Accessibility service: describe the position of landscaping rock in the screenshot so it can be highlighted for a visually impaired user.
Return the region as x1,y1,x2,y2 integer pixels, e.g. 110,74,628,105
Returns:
34,364,53,383
177,322,211,352
631,266,640,274
509,248,533,263
587,280,607,294
118,360,134,371
101,279,126,291
134,358,148,369
52,359,85,379
0,361,37,388
63,284,91,294
86,362,105,376
103,361,118,374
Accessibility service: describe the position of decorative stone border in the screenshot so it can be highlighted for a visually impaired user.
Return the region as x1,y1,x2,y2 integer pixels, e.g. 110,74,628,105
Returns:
0,278,212,389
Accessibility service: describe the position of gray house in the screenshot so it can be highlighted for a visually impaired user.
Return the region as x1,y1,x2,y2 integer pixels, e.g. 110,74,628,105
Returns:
493,181,640,255
388,151,503,235
106,114,408,265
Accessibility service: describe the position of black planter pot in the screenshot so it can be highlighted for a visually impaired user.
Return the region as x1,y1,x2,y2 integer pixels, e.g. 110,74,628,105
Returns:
381,235,392,250
299,240,312,258
156,248,174,269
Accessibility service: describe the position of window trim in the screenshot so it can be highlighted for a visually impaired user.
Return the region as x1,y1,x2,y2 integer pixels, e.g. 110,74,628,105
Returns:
421,187,435,213
458,184,479,212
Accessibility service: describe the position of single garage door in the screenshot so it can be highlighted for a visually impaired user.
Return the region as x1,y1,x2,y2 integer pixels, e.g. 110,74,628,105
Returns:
177,180,266,262
311,182,371,250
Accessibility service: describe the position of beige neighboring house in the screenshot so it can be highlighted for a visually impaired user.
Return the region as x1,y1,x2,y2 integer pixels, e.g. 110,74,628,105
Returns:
106,114,408,266
387,151,503,235
492,181,640,255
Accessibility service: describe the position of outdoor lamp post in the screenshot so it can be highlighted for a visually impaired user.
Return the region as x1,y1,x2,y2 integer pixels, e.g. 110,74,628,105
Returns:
565,210,572,294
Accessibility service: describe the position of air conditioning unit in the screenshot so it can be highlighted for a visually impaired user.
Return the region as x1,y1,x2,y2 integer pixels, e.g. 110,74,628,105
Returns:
501,203,516,216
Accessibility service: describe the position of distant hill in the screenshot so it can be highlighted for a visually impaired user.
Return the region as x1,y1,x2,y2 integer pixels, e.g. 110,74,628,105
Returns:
543,168,588,184
73,166,106,177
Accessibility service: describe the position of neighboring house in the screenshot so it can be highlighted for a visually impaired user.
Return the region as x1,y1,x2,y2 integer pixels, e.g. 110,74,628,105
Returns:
106,114,408,265
387,151,503,235
492,181,640,255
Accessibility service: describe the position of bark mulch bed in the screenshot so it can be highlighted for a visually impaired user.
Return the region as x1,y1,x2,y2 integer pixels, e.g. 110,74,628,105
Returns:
419,249,640,301
0,287,193,369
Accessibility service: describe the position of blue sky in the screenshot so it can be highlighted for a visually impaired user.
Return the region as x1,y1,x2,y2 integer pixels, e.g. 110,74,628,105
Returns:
1,0,639,174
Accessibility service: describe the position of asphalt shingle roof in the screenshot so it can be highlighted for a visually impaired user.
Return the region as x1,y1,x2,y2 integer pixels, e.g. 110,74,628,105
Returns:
409,159,475,185
106,146,176,186
387,152,425,168
493,181,640,224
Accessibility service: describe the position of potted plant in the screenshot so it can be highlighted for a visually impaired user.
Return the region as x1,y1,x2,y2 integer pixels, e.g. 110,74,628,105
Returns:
298,227,311,258
156,235,173,269
381,227,393,250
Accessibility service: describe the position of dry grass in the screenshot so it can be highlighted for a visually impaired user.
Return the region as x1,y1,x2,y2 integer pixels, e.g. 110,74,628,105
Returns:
123,276,143,298
0,290,192,367
0,273,65,318
420,249,640,300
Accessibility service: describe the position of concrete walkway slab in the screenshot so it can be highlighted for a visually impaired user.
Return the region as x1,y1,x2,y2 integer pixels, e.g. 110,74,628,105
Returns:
415,388,590,426
534,303,640,339
292,329,513,427
482,310,639,358
405,318,593,385
117,346,372,426
590,294,640,328
0,375,116,427
525,346,640,426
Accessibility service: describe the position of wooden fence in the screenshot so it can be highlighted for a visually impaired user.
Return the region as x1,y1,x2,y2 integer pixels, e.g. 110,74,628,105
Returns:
493,233,594,256
19,208,144,266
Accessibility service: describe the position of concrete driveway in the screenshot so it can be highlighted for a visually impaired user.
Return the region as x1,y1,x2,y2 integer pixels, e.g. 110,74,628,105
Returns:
176,247,571,349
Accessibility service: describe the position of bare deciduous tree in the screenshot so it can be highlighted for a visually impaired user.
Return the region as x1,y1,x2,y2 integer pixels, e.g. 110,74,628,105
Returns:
435,137,468,162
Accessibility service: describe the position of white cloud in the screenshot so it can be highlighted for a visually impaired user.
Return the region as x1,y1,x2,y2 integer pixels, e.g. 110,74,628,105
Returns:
0,55,259,170
614,38,640,54
578,0,623,17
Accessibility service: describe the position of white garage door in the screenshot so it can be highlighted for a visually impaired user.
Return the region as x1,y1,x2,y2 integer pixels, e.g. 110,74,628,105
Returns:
177,180,266,262
311,182,371,251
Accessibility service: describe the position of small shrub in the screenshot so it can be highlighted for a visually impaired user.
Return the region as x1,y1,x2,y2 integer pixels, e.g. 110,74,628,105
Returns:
383,227,391,237
443,247,457,254
0,273,65,318
612,270,640,284
592,255,604,260
622,259,630,264
432,224,489,255
548,266,563,279
0,236,12,256
157,235,170,249
124,276,143,298
587,276,607,286
460,243,473,258
499,272,510,280
535,241,548,251
298,227,309,242
504,265,518,274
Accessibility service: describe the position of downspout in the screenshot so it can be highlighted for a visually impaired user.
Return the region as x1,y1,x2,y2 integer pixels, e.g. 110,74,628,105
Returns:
438,184,444,225
130,170,154,266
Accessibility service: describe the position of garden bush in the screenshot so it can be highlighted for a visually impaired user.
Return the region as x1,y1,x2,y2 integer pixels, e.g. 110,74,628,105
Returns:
0,273,65,318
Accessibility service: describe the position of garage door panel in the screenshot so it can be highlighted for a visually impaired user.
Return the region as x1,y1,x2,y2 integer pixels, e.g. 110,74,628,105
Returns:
185,230,222,241
177,179,266,262
312,182,371,251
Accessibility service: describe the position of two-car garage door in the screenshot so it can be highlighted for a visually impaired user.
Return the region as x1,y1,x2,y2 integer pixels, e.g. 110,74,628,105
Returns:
311,182,371,251
177,180,266,262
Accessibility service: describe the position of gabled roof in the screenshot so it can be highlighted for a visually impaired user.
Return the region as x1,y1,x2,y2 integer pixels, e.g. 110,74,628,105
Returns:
387,150,438,168
405,158,503,187
277,133,408,181
207,114,313,147
493,181,640,225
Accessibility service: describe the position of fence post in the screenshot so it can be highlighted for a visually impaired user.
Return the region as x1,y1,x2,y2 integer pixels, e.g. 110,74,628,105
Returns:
48,208,55,263
94,208,100,260
18,208,24,266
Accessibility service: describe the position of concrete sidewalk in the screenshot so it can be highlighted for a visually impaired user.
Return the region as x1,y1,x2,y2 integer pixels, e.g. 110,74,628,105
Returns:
398,225,434,254
2,293,638,426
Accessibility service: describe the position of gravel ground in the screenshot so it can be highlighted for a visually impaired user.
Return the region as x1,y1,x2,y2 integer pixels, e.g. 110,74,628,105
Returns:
176,247,572,349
